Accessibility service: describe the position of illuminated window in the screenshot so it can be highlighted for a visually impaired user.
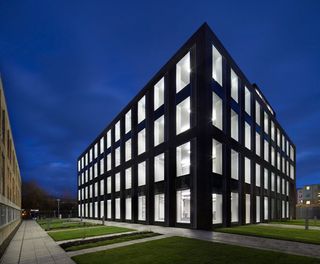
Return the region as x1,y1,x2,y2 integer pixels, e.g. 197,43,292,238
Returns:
256,164,261,187
154,115,164,146
212,193,222,224
245,157,251,184
231,110,239,141
176,52,190,93
154,78,164,110
100,137,104,154
115,173,120,192
125,110,131,134
138,161,146,186
125,139,132,161
138,195,146,221
230,69,238,102
231,149,239,180
212,92,223,130
212,45,222,86
107,130,111,148
154,194,165,222
212,139,222,174
125,168,132,189
256,132,261,156
245,122,251,150
138,129,146,155
255,102,261,126
115,198,120,219
176,142,190,177
176,189,190,223
154,153,165,182
138,96,146,123
231,192,239,222
176,97,190,134
245,87,251,115
115,121,120,142
115,147,121,167
306,200,310,205
245,194,251,224
125,198,132,220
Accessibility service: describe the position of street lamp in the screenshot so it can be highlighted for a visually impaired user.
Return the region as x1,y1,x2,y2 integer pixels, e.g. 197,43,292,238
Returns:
56,199,61,219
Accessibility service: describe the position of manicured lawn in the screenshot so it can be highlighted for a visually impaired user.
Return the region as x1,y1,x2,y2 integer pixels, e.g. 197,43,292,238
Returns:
38,219,99,231
216,225,320,245
271,219,320,227
48,226,134,241
72,236,319,264
64,232,159,251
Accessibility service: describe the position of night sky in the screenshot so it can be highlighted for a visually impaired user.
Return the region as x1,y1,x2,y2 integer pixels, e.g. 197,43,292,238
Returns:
0,1,319,197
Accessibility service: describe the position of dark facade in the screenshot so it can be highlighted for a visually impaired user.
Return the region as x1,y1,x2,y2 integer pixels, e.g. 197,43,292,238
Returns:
77,23,296,230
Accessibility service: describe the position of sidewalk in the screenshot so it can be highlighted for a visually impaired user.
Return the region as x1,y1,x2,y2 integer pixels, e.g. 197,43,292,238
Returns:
74,218,320,259
259,223,320,231
0,220,75,264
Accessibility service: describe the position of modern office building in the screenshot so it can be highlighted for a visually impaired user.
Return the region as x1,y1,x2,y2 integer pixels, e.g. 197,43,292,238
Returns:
0,78,21,254
77,23,296,230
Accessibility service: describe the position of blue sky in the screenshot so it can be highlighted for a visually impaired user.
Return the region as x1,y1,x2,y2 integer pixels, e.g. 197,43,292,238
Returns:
0,0,319,196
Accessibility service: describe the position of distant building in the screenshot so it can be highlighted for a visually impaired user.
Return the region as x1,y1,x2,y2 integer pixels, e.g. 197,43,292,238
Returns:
0,78,22,255
77,23,296,230
297,184,320,205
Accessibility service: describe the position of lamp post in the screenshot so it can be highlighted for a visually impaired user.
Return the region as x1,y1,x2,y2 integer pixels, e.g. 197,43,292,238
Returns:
56,199,61,219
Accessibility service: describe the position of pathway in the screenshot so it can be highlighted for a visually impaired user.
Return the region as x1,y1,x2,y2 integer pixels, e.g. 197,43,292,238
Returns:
0,220,75,264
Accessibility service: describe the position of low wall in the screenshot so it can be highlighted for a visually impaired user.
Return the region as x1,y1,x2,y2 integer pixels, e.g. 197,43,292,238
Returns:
0,219,21,258
296,206,320,219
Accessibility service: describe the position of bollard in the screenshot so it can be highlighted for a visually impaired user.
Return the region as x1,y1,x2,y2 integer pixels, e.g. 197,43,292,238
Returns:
305,218,309,230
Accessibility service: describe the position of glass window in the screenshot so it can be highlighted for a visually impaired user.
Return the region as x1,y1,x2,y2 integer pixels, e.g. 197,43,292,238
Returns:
107,130,111,148
256,132,261,156
264,112,269,134
255,102,261,126
231,110,238,141
176,52,191,93
94,163,98,178
256,196,260,223
94,143,98,158
154,194,165,222
100,137,104,154
264,197,269,220
277,175,280,193
138,195,146,221
125,168,132,189
115,198,120,219
231,149,239,180
107,199,111,219
115,173,120,192
100,201,104,219
154,78,164,110
107,153,111,171
245,122,251,150
271,147,275,167
138,96,146,123
212,92,223,130
125,198,132,220
176,97,190,134
245,157,251,184
154,115,164,146
245,87,251,115
256,164,261,187
212,45,222,86
277,129,281,147
212,193,222,224
245,194,251,224
125,139,132,161
125,110,131,134
138,129,146,155
138,161,146,186
94,182,98,197
107,177,111,194
176,142,190,177
264,140,269,161
230,69,238,102
154,153,165,182
264,168,268,190
115,121,120,142
271,121,275,141
176,189,190,223
231,192,239,222
212,139,222,174
115,147,121,167
100,180,104,195
100,159,104,175
271,172,275,192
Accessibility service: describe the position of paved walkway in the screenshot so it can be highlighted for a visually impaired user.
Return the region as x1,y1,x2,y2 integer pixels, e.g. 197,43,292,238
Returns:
56,231,138,245
1,220,75,264
259,223,320,230
68,234,171,257
74,218,320,259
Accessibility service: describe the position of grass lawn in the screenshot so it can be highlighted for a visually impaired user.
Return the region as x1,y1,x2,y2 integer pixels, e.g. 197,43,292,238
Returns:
48,226,134,241
71,236,319,264
38,219,99,231
64,232,159,251
216,225,320,245
271,219,320,227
